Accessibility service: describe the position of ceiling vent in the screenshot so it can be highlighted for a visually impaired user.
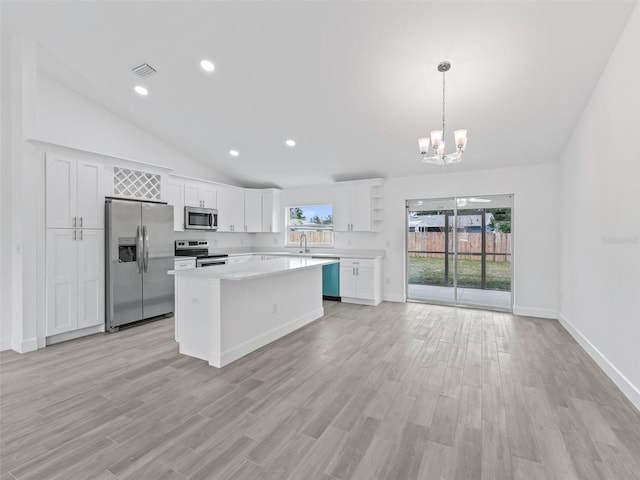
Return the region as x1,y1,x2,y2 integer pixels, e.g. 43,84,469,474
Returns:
131,63,157,78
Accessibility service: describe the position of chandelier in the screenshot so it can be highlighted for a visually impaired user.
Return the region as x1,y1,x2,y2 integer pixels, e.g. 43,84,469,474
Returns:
419,61,468,165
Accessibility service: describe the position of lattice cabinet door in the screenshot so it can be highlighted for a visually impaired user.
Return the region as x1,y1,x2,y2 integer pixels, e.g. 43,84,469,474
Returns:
112,167,162,201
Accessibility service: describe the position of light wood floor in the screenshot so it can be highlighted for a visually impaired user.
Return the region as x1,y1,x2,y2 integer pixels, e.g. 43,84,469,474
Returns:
1,301,639,480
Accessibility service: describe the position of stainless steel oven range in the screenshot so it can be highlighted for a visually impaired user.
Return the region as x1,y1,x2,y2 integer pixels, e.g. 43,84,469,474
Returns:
174,240,228,267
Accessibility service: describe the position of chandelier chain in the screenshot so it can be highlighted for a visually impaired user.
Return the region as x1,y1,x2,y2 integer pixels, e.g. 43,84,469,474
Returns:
442,71,446,145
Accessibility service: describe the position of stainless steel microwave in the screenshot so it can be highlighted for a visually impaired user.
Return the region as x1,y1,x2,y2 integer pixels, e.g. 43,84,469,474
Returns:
184,206,218,230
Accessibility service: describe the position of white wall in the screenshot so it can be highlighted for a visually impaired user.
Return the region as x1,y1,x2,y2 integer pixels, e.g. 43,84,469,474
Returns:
36,72,233,183
385,165,560,312
558,3,640,408
0,35,11,350
253,166,560,315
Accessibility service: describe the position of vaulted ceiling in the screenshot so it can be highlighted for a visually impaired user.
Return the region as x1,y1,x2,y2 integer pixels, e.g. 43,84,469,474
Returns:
2,1,635,188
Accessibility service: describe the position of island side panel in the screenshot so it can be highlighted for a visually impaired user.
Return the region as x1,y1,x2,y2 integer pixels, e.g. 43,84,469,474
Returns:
219,265,324,367
174,275,222,366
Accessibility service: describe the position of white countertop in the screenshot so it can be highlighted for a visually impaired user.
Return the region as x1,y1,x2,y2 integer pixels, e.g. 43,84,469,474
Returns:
226,250,384,259
171,257,338,281
174,256,197,261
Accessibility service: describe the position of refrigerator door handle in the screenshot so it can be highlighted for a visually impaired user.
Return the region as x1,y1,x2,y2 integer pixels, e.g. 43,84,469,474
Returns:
143,225,150,273
136,226,143,273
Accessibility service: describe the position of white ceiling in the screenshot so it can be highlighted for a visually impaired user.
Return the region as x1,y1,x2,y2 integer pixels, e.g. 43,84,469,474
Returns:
2,1,636,188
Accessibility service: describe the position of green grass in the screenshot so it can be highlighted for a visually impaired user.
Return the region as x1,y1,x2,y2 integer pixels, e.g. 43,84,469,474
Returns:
408,256,511,291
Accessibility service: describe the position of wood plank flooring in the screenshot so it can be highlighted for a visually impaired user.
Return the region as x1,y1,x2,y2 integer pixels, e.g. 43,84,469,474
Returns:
1,301,639,480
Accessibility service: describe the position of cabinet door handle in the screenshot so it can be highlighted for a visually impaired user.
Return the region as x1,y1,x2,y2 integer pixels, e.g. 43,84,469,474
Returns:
72,216,76,228
80,229,83,241
356,267,359,275
79,217,83,228
72,229,76,240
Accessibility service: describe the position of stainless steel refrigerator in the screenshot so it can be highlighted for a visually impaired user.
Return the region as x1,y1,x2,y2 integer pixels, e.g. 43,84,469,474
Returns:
105,198,174,332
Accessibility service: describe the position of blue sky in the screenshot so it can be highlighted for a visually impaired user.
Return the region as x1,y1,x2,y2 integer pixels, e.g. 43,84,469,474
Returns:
290,205,333,221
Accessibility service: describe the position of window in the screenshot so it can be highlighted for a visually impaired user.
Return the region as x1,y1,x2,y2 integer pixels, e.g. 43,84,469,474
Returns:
286,205,334,247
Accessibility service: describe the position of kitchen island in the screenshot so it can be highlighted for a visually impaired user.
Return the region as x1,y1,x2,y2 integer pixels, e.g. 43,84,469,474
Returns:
171,257,339,367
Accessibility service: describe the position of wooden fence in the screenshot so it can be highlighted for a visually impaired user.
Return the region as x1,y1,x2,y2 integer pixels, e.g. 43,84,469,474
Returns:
408,232,512,262
289,231,334,245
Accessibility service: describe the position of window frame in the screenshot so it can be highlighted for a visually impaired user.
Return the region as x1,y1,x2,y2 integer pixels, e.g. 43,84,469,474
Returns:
284,204,334,248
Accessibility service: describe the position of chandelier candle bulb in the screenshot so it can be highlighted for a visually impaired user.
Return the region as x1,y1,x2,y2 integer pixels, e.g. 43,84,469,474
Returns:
430,130,443,146
454,129,468,150
418,137,430,154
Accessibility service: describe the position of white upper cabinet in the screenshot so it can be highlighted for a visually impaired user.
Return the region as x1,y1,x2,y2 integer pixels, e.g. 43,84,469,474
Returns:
168,176,280,233
262,189,282,233
333,179,384,232
183,183,200,208
46,153,104,230
217,186,245,232
244,189,263,233
167,180,185,231
183,180,217,208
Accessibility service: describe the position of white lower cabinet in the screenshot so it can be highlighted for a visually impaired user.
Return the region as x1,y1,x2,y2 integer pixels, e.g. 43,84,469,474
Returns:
174,258,196,270
46,228,104,336
339,257,382,306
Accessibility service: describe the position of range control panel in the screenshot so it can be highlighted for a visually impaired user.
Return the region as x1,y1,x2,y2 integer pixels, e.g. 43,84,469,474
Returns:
175,240,209,250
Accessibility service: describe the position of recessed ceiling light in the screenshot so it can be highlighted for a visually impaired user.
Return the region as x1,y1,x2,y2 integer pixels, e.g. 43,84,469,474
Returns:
285,139,296,147
229,150,239,157
200,60,215,72
134,85,148,96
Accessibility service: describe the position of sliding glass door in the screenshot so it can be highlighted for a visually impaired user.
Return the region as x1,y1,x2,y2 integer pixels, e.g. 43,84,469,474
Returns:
406,195,513,311
407,198,456,304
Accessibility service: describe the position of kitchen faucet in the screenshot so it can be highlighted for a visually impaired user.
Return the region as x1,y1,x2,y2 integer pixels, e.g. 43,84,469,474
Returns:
300,233,310,253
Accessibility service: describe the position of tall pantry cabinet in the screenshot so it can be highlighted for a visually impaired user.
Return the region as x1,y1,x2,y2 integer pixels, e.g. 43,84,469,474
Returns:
45,153,105,337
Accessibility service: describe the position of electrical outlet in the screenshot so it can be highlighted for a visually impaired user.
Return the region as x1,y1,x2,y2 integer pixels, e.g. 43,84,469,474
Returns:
273,238,277,244
272,303,278,314
240,239,244,245
192,297,200,305
386,278,390,285
386,240,390,247
213,239,218,246
348,239,352,246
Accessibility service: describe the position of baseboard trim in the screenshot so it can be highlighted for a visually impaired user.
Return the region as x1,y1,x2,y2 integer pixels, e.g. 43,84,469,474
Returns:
558,312,640,411
341,297,381,306
513,306,557,319
218,307,325,368
384,293,406,303
46,324,104,346
14,337,39,353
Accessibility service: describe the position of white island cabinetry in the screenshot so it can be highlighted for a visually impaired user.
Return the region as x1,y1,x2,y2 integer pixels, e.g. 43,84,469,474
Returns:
173,257,338,367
